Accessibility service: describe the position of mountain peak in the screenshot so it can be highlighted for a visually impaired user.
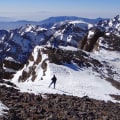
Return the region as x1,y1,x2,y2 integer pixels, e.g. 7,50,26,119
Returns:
114,15,120,21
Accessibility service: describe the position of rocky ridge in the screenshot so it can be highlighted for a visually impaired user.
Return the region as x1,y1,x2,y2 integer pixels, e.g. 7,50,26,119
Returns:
0,83,120,120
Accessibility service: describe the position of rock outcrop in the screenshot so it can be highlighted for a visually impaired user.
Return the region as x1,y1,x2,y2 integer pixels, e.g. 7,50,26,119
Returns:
0,58,23,80
79,28,105,52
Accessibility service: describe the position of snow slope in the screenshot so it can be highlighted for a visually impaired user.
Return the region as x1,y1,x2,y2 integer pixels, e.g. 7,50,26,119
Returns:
11,46,120,103
12,62,120,103
91,37,120,83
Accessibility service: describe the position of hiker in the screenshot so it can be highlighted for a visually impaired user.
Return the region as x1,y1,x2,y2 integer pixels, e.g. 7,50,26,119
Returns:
49,74,57,89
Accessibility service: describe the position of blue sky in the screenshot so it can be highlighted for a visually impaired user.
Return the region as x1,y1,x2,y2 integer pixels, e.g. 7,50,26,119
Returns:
0,0,120,21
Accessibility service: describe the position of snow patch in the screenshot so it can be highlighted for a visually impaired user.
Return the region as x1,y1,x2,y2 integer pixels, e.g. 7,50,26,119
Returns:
87,30,95,39
0,101,8,116
91,45,120,83
59,46,78,51
5,57,18,63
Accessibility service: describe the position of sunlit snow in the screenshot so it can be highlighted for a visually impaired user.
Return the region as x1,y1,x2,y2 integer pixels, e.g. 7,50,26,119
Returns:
12,61,120,103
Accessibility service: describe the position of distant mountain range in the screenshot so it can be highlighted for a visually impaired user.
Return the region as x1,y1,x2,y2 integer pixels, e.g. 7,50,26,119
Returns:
39,16,106,27
0,16,106,30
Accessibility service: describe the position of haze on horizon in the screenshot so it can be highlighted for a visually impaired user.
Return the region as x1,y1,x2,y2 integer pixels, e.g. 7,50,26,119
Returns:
0,0,120,21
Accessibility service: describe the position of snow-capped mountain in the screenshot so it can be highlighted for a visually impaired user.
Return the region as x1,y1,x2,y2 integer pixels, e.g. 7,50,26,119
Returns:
98,15,120,36
0,20,94,82
0,15,120,104
0,20,93,63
